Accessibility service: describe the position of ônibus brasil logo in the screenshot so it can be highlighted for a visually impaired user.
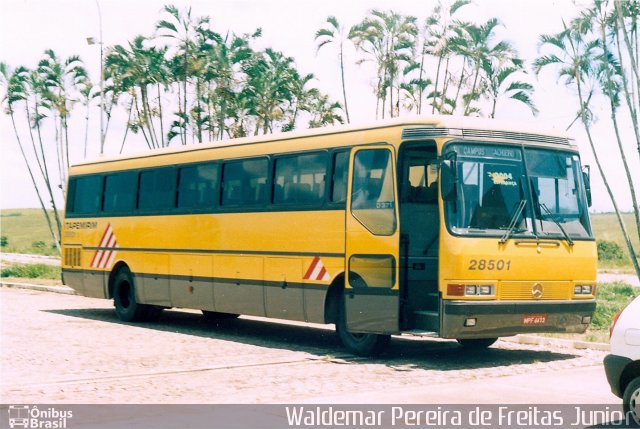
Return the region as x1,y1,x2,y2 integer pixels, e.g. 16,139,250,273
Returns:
7,405,73,429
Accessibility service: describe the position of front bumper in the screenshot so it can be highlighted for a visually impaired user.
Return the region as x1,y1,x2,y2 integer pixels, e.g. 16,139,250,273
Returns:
439,299,596,339
604,354,633,398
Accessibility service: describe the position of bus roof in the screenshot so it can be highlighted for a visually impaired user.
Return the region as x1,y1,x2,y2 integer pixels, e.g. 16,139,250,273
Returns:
73,115,573,168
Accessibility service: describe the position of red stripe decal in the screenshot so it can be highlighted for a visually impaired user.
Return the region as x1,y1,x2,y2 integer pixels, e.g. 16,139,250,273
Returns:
96,232,115,268
303,256,320,280
317,266,327,280
91,225,112,267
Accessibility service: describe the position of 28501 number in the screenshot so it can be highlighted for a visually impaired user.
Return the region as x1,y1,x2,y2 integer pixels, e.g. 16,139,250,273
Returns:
468,259,511,271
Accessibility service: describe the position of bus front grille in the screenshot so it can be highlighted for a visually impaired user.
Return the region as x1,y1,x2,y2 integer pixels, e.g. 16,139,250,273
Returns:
498,281,572,300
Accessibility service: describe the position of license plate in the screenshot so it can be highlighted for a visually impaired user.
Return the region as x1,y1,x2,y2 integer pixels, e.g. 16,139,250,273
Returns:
523,313,547,325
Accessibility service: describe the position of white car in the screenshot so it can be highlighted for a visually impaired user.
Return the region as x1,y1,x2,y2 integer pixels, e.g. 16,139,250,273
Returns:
604,294,640,424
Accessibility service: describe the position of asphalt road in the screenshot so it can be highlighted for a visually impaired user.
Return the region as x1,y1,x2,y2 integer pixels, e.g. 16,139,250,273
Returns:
0,286,620,406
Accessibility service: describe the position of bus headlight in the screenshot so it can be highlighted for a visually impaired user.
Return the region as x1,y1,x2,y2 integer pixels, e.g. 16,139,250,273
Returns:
574,284,595,296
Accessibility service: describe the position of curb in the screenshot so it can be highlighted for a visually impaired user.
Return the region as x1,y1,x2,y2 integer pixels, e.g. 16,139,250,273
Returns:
1,281,76,295
2,280,611,352
501,333,610,352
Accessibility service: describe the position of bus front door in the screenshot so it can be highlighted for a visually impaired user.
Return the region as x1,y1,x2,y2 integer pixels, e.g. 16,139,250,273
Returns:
344,146,400,334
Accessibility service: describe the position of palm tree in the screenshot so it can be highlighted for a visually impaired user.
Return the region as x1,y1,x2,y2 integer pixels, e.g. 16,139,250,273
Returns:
612,0,640,160
204,30,255,140
75,67,96,158
577,1,640,249
243,48,295,134
106,36,169,149
316,16,351,123
483,59,537,118
535,22,640,279
156,4,207,145
0,63,60,254
37,50,87,192
425,0,472,114
350,10,417,118
452,18,515,115
283,71,316,132
307,92,344,128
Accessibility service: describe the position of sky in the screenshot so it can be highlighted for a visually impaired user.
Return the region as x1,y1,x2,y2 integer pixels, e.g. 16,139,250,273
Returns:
0,0,638,213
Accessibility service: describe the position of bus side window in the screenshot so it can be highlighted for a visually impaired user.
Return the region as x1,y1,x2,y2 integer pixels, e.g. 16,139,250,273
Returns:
222,158,268,206
103,172,137,214
331,151,349,204
138,167,177,211
177,163,218,210
67,175,103,215
273,152,327,206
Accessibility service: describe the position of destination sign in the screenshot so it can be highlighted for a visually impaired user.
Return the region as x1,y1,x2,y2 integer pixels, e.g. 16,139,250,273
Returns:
449,144,522,161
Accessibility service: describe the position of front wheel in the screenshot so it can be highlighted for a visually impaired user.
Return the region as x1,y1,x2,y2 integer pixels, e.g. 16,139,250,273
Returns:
113,267,160,322
623,377,640,425
335,296,390,357
456,338,498,349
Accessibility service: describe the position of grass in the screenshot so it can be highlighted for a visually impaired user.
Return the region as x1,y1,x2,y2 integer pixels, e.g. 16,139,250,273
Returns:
0,209,61,256
0,263,61,280
591,212,639,271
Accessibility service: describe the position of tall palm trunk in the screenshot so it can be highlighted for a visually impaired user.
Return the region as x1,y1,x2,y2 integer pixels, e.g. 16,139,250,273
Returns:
615,1,640,105
33,102,62,238
600,19,640,246
431,54,444,114
8,110,60,254
609,104,640,246
464,64,481,115
23,99,46,178
142,86,159,148
614,17,640,159
83,103,90,158
119,99,134,154
157,84,165,147
453,65,466,114
339,43,350,123
133,94,153,149
576,76,640,279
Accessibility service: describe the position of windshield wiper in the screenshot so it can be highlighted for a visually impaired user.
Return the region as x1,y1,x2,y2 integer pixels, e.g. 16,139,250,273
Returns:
499,199,527,244
539,203,574,247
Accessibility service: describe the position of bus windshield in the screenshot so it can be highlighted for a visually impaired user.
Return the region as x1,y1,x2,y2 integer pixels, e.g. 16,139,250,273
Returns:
444,143,592,240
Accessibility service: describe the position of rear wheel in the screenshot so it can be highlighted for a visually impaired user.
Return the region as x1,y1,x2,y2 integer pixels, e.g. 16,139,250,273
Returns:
113,267,160,322
456,338,498,349
335,295,390,357
623,377,640,424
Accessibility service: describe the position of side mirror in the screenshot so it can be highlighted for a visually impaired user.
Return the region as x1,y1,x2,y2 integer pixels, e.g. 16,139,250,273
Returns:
582,165,592,207
440,159,457,201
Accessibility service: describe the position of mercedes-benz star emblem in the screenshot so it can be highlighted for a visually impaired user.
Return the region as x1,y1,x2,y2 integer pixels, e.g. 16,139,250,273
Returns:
532,283,544,300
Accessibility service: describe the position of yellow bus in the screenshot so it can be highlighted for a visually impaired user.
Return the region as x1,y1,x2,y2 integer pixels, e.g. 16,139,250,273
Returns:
61,116,597,356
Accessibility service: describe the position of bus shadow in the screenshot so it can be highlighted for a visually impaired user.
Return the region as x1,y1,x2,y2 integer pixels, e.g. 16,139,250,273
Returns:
44,307,579,370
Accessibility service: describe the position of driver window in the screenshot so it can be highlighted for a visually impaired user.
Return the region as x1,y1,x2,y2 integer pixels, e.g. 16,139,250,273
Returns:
351,149,397,235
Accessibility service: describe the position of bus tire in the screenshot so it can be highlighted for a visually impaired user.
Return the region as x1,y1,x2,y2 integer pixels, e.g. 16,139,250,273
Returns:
456,338,498,349
113,267,155,322
336,296,390,357
622,376,640,421
202,310,240,321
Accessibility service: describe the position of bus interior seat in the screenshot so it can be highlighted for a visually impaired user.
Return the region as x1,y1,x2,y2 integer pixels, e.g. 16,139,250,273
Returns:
254,183,268,203
284,182,312,203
